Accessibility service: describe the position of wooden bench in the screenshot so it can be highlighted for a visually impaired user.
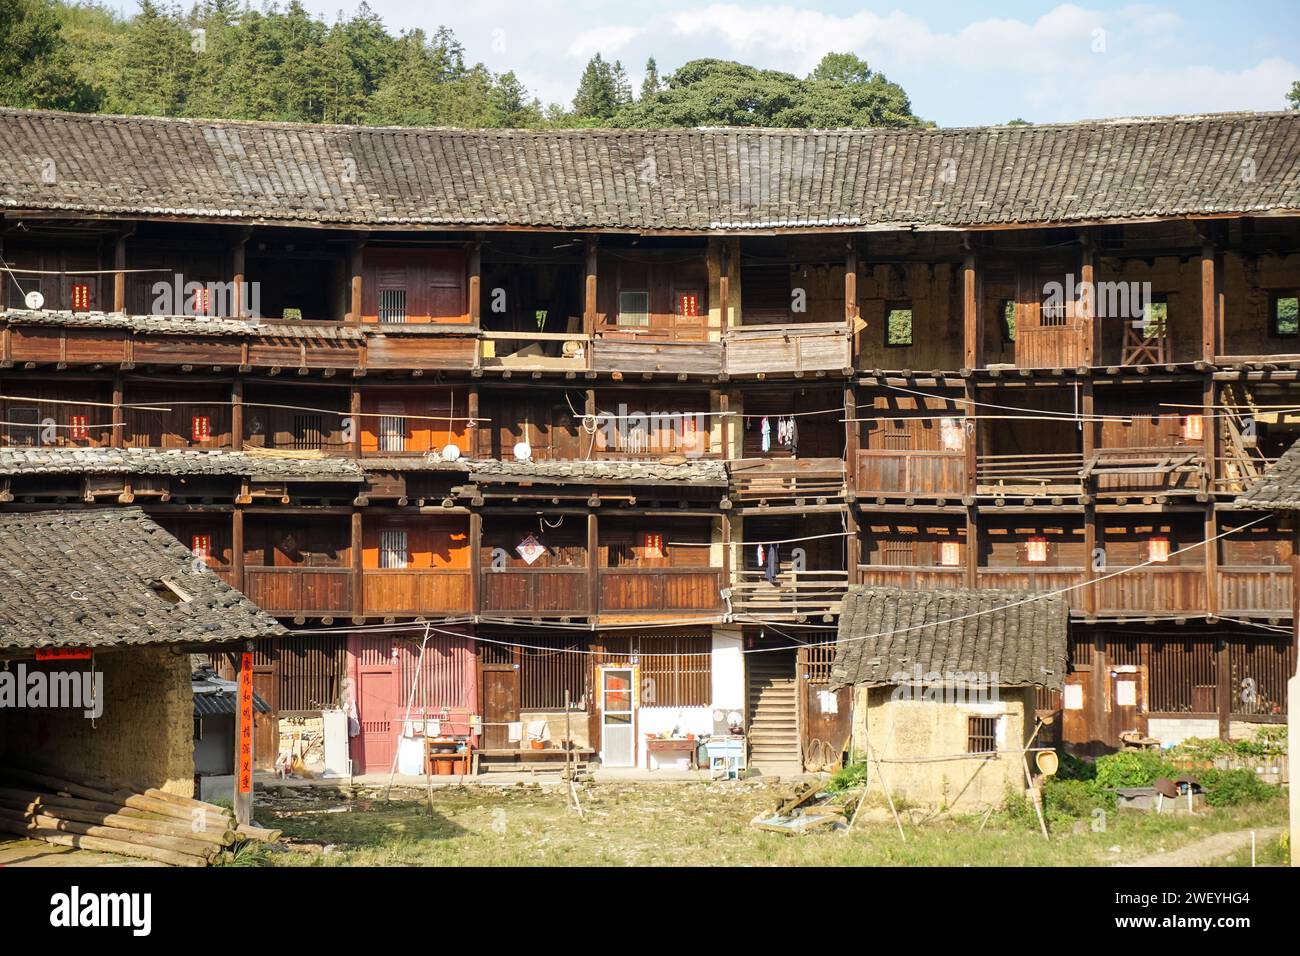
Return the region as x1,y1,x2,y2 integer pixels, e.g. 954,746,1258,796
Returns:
474,747,596,774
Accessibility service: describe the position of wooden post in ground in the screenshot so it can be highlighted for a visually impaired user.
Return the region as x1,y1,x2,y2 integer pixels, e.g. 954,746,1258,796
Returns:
234,642,255,827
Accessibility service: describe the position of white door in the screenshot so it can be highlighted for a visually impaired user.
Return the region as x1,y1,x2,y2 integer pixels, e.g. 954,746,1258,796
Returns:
600,667,636,767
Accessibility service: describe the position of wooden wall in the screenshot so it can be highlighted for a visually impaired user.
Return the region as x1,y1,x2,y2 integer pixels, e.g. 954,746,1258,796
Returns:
361,247,468,324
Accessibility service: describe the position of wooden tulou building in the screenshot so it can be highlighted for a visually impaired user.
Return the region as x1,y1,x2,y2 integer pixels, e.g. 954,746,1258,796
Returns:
0,106,1298,774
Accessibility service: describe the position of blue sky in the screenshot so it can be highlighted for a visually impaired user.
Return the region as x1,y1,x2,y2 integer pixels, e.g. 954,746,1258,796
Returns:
117,1,1300,125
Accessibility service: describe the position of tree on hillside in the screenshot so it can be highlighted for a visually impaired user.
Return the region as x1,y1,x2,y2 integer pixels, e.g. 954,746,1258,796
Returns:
612,53,921,128
641,57,662,100
1288,81,1299,110
572,53,631,120
103,0,193,116
0,0,98,110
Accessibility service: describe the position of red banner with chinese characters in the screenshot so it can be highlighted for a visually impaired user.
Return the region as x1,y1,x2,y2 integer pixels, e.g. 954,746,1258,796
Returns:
238,651,254,795
35,647,92,661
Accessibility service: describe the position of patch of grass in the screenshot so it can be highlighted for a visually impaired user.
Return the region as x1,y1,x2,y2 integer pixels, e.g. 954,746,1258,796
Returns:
253,780,1285,868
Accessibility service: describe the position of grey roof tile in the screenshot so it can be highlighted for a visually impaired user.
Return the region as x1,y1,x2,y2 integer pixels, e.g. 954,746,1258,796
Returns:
0,507,285,649
1234,438,1300,510
0,446,365,482
2,109,1297,231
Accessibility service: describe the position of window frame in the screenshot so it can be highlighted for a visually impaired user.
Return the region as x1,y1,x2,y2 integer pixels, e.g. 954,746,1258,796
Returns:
1271,291,1299,339
885,300,914,348
618,289,651,327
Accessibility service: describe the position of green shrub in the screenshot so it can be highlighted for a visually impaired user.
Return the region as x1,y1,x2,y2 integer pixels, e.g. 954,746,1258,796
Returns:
1198,768,1279,807
1093,750,1176,790
825,762,867,793
1055,752,1097,782
1043,777,1114,820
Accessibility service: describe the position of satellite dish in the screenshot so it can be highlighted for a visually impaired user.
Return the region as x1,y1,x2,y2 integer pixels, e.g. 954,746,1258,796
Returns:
440,444,462,462
24,290,44,310
513,441,532,461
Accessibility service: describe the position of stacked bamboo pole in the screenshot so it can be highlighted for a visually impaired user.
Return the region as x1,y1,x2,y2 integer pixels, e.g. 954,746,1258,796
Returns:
0,768,280,866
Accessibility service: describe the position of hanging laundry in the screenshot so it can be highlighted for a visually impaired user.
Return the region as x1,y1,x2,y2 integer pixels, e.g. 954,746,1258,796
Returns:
788,415,799,454
764,543,780,583
760,416,771,452
756,543,765,566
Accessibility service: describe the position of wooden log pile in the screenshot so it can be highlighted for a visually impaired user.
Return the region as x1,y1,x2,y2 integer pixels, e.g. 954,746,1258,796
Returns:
0,767,281,867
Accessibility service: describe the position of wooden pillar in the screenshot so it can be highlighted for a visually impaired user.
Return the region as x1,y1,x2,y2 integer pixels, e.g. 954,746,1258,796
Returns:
1202,373,1217,494
231,375,244,451
1080,234,1096,366
587,510,599,619
964,509,978,591
718,241,730,334
231,507,244,592
843,383,860,585
1081,381,1097,617
349,384,362,458
110,374,124,449
844,242,859,326
1091,632,1107,757
583,237,598,336
468,239,482,327
233,640,254,827
467,384,480,457
350,509,363,619
113,230,130,314
469,510,482,617
231,228,250,319
347,235,366,322
1200,241,1218,362
962,239,980,371
963,380,978,498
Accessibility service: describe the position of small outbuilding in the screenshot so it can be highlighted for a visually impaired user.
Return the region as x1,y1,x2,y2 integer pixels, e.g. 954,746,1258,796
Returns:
0,508,285,797
830,585,1069,810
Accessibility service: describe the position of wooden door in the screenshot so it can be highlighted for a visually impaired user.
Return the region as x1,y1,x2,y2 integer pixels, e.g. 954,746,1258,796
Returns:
1060,672,1092,755
252,668,278,772
1107,665,1149,743
355,668,398,774
481,665,519,750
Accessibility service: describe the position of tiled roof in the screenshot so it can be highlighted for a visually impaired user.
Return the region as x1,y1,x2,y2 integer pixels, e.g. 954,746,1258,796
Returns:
0,508,285,649
830,585,1069,690
1,309,366,340
2,108,1297,231
0,446,365,482
1233,438,1300,510
468,457,729,485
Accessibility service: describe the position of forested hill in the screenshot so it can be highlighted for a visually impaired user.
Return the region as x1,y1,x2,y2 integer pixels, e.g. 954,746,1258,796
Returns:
0,0,926,129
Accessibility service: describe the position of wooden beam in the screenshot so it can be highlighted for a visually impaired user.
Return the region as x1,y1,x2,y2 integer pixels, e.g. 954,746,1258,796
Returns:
231,507,244,593
468,239,482,327
962,240,980,370
112,229,131,314
350,508,363,618
469,510,482,616
231,375,244,451
583,237,598,336
1080,234,1097,366
844,241,859,326
587,510,599,618
1201,242,1218,361
110,374,124,449
348,236,366,322
231,227,251,319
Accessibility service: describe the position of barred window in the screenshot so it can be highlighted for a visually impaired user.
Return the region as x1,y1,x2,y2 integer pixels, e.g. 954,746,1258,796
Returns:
379,288,407,324
378,404,406,452
967,716,998,754
379,529,408,570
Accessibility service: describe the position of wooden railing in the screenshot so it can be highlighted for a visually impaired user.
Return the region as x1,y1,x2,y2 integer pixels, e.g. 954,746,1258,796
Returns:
730,457,846,503
1217,566,1293,617
242,566,353,615
857,449,965,497
1086,446,1205,496
598,568,724,614
857,566,965,591
363,569,473,615
729,569,849,620
480,567,589,616
977,568,1088,611
592,328,723,375
977,453,1083,496
478,329,590,372
1015,323,1086,369
1094,566,1207,616
724,322,851,375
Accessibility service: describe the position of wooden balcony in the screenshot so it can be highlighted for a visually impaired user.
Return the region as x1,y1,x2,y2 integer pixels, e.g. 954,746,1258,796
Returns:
242,567,353,615
977,453,1083,498
478,330,590,372
1217,566,1293,618
857,566,964,591
1015,322,1086,370
729,569,849,621
598,568,724,615
730,457,846,507
480,568,589,617
724,322,851,376
1094,567,1207,617
1086,447,1206,497
857,449,965,499
592,331,723,375
978,568,1087,612
363,569,473,615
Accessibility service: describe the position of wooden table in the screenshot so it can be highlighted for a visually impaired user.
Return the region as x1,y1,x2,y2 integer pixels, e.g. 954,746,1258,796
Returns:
646,737,699,770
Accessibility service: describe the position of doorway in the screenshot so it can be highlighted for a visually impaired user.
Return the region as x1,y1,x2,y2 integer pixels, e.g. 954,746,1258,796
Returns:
599,666,636,767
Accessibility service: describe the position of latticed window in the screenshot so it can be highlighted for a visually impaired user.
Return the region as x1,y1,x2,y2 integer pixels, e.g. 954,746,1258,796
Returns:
379,529,408,569
379,288,407,324
618,290,649,326
967,716,998,754
883,537,914,566
378,404,406,452
291,413,324,450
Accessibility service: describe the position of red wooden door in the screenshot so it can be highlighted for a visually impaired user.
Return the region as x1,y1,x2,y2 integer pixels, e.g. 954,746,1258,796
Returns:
356,669,397,774
481,666,518,750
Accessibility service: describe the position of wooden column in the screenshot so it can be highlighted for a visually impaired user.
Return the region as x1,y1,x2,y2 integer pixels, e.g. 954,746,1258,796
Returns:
351,509,363,619
1080,234,1097,366
231,507,245,593
231,228,250,319
469,510,483,617
583,237,598,336
1202,372,1218,494
963,380,978,499
467,384,480,457
1091,633,1107,757
110,374,124,449
587,510,599,619
233,640,254,827
349,385,362,458
964,510,978,591
962,240,980,371
231,375,244,451
718,241,730,334
844,242,859,325
113,230,130,314
468,239,482,327
347,236,367,322
1200,241,1218,362
1205,504,1219,625
1081,380,1097,618
843,383,858,504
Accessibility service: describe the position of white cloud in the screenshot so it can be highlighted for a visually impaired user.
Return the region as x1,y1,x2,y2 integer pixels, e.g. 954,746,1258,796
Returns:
567,25,645,60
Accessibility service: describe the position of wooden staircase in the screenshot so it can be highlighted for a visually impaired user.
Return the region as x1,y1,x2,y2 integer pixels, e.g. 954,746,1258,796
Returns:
746,650,802,776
